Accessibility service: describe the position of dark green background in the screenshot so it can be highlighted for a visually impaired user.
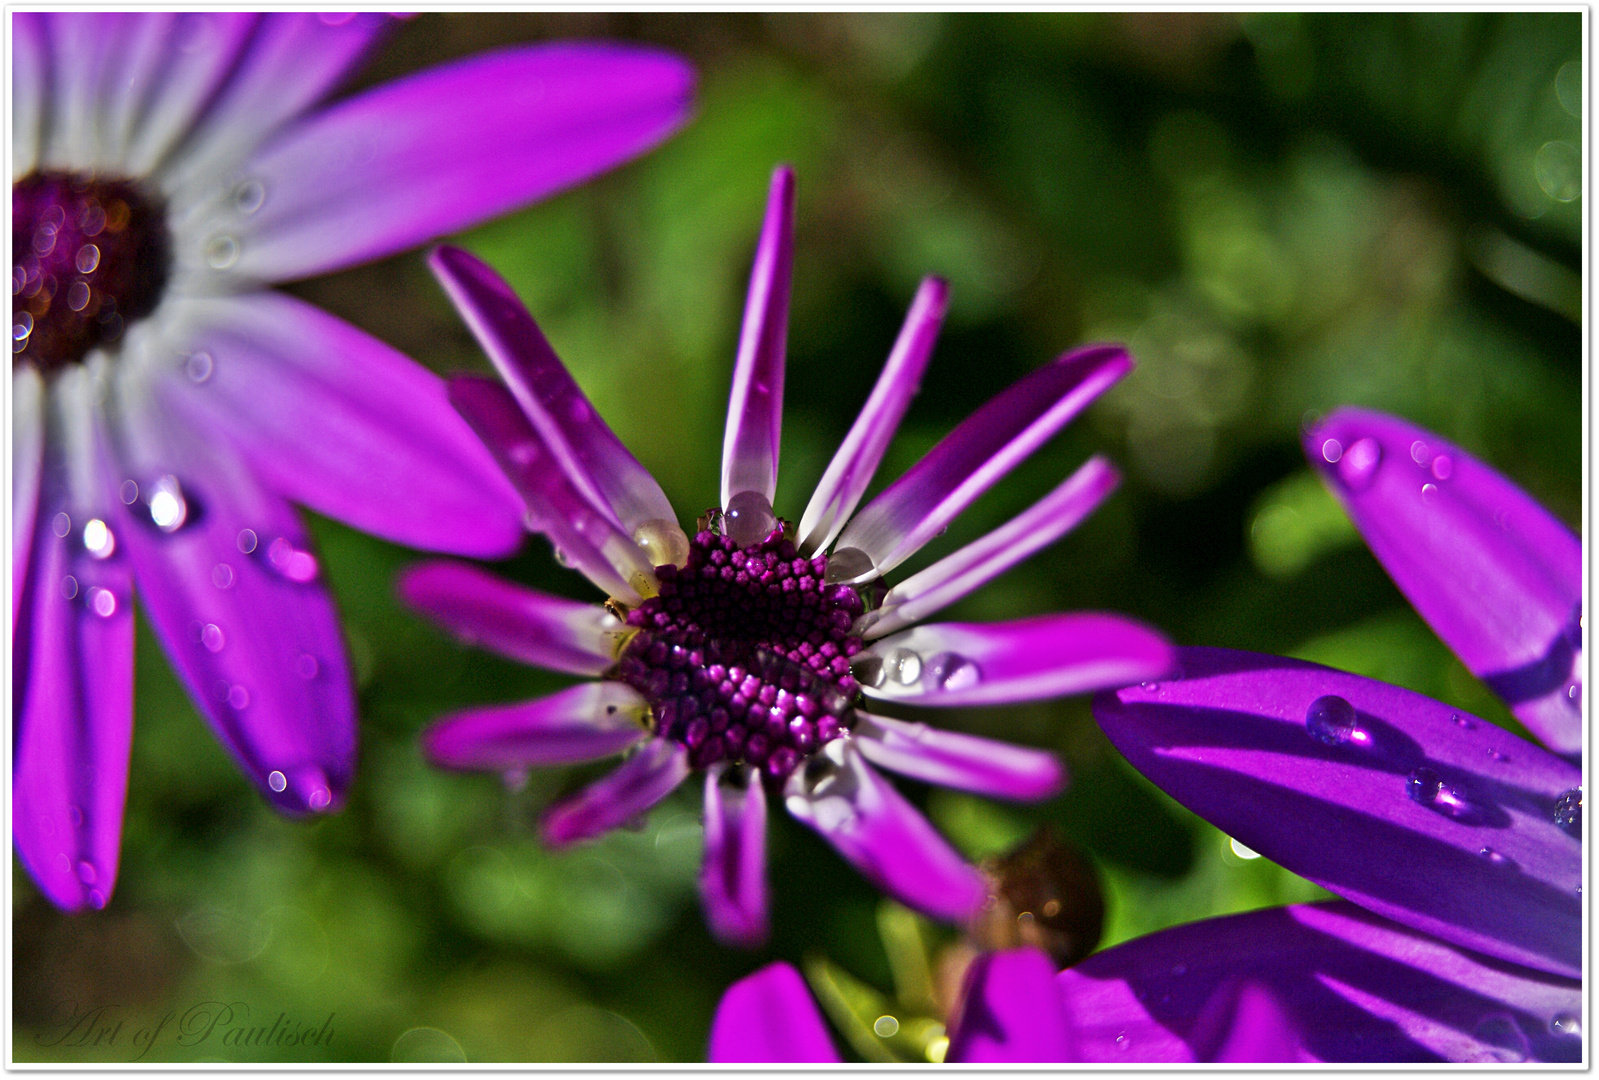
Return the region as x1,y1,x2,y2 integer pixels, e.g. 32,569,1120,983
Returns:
15,12,1581,1063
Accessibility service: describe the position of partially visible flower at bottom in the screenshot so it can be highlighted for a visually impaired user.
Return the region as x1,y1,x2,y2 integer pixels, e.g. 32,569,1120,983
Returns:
404,167,1172,945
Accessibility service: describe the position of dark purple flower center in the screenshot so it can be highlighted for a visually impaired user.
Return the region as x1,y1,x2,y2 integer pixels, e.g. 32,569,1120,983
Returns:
13,172,170,375
616,526,866,782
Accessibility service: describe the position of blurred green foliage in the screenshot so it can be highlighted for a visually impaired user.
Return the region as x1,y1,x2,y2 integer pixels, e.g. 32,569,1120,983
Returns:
15,12,1580,1063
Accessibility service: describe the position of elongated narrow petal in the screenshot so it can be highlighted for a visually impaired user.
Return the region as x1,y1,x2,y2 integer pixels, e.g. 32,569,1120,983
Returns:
109,388,354,816
428,246,676,538
863,455,1120,638
1306,409,1581,755
831,345,1132,582
37,13,123,171
422,683,648,771
230,43,696,282
784,738,985,922
449,376,657,604
166,292,524,558
858,614,1174,707
721,165,794,509
796,276,947,556
540,737,691,847
13,446,133,912
1056,901,1581,1063
13,12,47,175
709,962,841,1063
854,711,1065,801
948,948,1074,1063
701,764,770,947
1093,647,1581,979
13,368,45,631
399,560,625,677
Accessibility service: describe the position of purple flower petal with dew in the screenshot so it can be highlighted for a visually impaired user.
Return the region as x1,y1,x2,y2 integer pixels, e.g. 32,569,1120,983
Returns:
11,11,696,911
406,166,1172,945
1094,647,1581,979
1305,408,1581,756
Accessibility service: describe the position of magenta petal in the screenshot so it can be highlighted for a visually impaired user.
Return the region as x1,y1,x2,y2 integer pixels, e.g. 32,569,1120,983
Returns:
708,961,841,1063
854,711,1065,801
1306,409,1581,755
721,165,794,508
169,292,524,558
422,683,647,771
540,737,690,847
399,560,622,677
448,375,657,603
783,739,986,922
1058,901,1581,1063
832,344,1132,581
428,246,676,537
948,948,1074,1063
108,394,354,815
1190,980,1303,1062
232,42,695,282
701,764,770,948
859,614,1174,707
1093,647,1581,979
796,276,947,556
13,459,133,913
13,369,45,631
864,455,1120,638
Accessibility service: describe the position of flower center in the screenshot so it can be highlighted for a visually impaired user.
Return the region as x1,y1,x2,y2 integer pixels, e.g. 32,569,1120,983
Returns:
13,172,170,375
616,523,866,781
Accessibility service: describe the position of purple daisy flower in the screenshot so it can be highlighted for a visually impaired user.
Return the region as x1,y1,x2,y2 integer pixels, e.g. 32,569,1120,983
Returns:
402,166,1174,946
12,11,695,912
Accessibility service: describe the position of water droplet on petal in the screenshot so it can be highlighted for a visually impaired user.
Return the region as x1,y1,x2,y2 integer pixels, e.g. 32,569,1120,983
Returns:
211,563,234,589
295,654,319,680
1487,748,1507,762
852,653,887,689
76,860,97,885
232,179,265,214
924,651,981,691
61,575,78,599
723,490,777,548
633,518,690,568
82,518,114,559
1320,438,1343,463
236,528,258,554
88,587,118,618
1477,846,1512,867
148,475,188,532
552,546,574,568
1407,767,1442,806
87,889,106,910
873,1015,899,1038
266,536,319,582
824,545,876,584
1409,440,1430,466
1554,788,1581,838
1431,455,1453,481
1551,1013,1581,1037
119,480,139,505
1306,695,1357,745
67,804,84,827
268,770,288,793
52,511,71,537
204,234,239,269
200,623,225,652
1336,437,1382,491
184,350,214,383
307,786,331,811
1421,482,1439,505
1472,1014,1529,1062
226,684,250,710
1229,837,1261,860
887,648,922,685
1451,713,1474,729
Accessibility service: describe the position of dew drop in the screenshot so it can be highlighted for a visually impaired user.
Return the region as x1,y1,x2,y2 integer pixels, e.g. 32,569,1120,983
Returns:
887,648,923,685
1553,788,1580,838
1229,837,1261,860
67,804,84,828
119,480,139,505
1477,846,1512,867
88,587,118,618
82,518,114,559
184,350,214,383
226,684,250,710
1487,748,1507,762
1409,440,1430,466
266,536,319,582
52,511,71,537
268,770,288,793
1451,713,1474,730
924,651,981,692
1407,767,1442,806
1421,482,1439,505
552,546,575,568
295,653,320,680
76,860,97,885
633,518,691,568
307,786,331,811
236,528,258,554
200,623,225,652
232,179,265,214
86,889,106,910
723,490,778,548
61,575,78,600
211,563,234,589
823,545,876,584
148,475,188,532
1306,694,1358,745
852,653,887,689
1336,437,1382,491
1431,455,1453,481
1472,1014,1529,1063
1551,1013,1581,1037
204,234,239,269
873,1015,899,1038
1320,438,1342,463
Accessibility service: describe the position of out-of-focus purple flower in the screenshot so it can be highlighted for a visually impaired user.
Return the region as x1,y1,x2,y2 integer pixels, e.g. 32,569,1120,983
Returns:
12,11,695,912
1305,408,1581,757
403,166,1173,946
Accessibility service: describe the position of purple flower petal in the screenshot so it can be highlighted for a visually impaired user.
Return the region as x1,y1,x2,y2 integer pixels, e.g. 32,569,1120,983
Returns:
428,246,677,540
1190,980,1304,1062
13,13,47,174
422,683,648,771
108,390,354,815
862,455,1120,639
13,368,45,631
1057,901,1581,1063
948,948,1074,1063
1305,408,1581,755
13,448,133,913
830,344,1132,582
448,375,657,604
167,292,524,559
399,560,624,677
1093,647,1581,979
540,736,691,847
708,961,841,1063
721,165,794,509
783,738,986,922
36,13,123,170
795,276,947,557
701,764,770,948
231,42,696,282
853,711,1065,801
858,614,1174,707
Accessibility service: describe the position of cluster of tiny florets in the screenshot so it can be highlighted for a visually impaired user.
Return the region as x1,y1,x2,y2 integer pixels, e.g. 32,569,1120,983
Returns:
615,525,866,780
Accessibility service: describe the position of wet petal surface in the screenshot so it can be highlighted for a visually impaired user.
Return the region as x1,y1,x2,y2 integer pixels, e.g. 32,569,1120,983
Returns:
854,711,1065,801
422,683,648,771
